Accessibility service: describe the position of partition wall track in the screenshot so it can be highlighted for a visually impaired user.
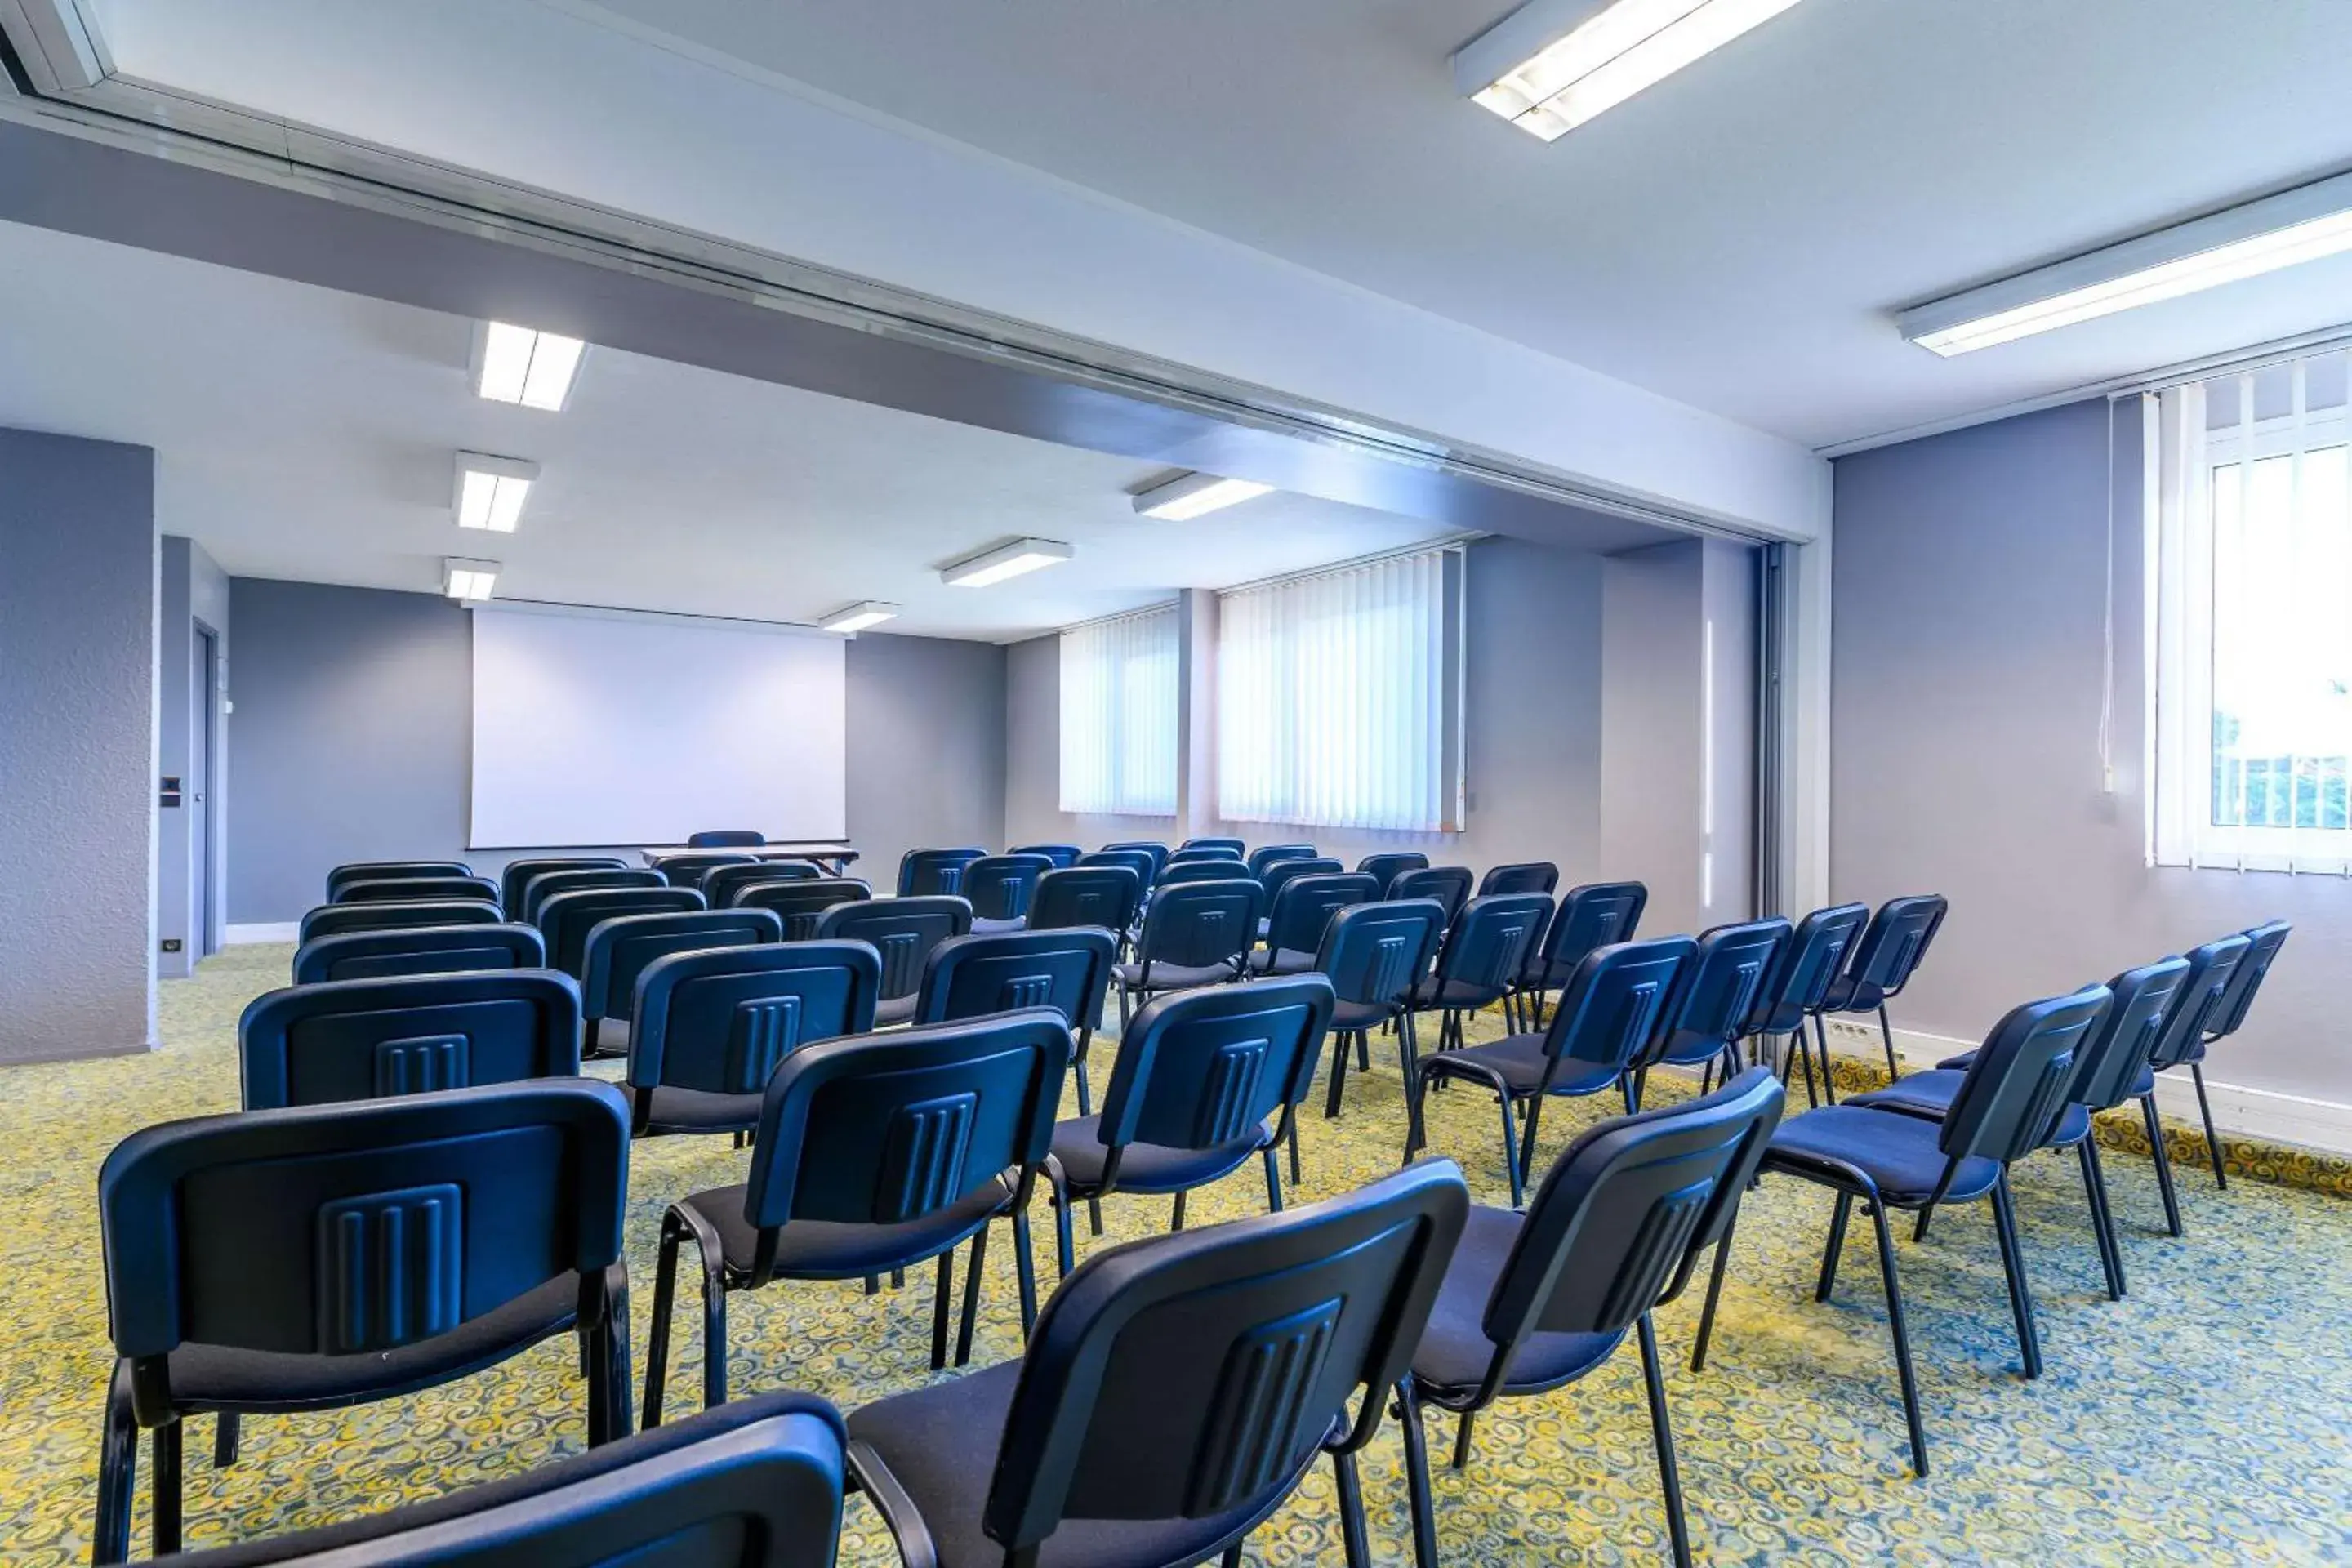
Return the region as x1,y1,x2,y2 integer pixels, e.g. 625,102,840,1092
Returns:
1753,542,1786,920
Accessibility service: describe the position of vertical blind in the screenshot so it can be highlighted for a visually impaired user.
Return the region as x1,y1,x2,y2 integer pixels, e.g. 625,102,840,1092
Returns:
1217,545,1463,831
1058,603,1178,817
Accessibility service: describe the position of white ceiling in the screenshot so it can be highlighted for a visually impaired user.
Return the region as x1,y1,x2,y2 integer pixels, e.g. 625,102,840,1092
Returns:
546,0,2352,449
0,220,1456,639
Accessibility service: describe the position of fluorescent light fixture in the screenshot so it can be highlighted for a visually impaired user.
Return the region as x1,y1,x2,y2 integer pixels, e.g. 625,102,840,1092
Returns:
1455,0,1806,140
443,557,501,603
819,600,902,634
1901,172,2352,356
1131,472,1276,521
472,321,588,410
941,537,1075,589
452,452,540,532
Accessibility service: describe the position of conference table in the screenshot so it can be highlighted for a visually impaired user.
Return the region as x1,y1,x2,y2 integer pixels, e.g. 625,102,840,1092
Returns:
638,842,860,876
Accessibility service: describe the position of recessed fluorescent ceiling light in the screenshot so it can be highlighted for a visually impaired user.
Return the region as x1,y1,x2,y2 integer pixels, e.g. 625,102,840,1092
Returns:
474,321,588,410
941,538,1075,588
820,601,902,634
1131,472,1276,521
1456,0,1806,140
443,558,501,602
1901,172,2352,356
453,452,540,532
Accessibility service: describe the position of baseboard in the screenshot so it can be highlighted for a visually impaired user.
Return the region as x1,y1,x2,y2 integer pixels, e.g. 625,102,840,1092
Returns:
225,922,299,944
0,1037,158,1067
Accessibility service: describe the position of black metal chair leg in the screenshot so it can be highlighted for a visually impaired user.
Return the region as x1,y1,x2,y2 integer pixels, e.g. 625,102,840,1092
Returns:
1396,1380,1441,1568
1495,1090,1527,1209
1087,1196,1104,1236
1913,1202,1937,1244
1792,1026,1820,1108
2078,1139,2124,1300
1049,1165,1077,1278
2081,1138,2127,1298
1812,1013,1838,1105
1288,1114,1303,1187
1864,1196,1928,1477
1220,1547,1244,1568
1515,1094,1546,1189
643,1213,684,1428
1989,1174,2042,1379
1691,1227,1737,1373
2141,1093,2184,1236
1400,1013,1428,1163
1263,1146,1285,1214
1332,1447,1372,1568
1324,1027,1353,1120
1815,1192,1854,1302
695,1223,730,1413
1450,1410,1477,1471
92,1360,137,1567
1356,1030,1371,1071
1635,1313,1695,1568
603,1267,634,1446
1072,1052,1094,1119
955,1226,989,1368
212,1413,239,1469
1877,1003,1901,1082
2189,1063,2228,1188
152,1417,184,1558
1012,1208,1040,1339
1171,1190,1188,1231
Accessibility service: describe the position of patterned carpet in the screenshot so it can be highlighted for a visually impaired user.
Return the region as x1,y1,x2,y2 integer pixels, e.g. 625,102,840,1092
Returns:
2,945,2349,1566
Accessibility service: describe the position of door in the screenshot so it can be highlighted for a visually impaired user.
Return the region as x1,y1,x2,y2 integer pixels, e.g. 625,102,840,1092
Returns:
194,625,219,957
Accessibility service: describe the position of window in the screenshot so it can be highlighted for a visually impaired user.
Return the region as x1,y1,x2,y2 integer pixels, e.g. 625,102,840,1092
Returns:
1059,604,1178,816
2150,349,2352,871
1217,545,1465,831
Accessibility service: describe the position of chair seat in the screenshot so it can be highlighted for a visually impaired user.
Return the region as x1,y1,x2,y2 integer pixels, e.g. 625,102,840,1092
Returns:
971,915,1027,936
1330,998,1395,1032
848,1361,1283,1568
167,1273,583,1413
1247,947,1316,977
873,993,920,1027
1766,1107,2001,1206
1111,960,1234,992
1848,1070,2092,1150
1410,1206,1624,1398
1421,1034,1624,1099
586,1018,631,1058
1410,976,1505,1010
681,1179,1011,1281
1817,975,1886,1014
641,1084,763,1134
1049,1116,1267,1195
1942,1050,2157,1102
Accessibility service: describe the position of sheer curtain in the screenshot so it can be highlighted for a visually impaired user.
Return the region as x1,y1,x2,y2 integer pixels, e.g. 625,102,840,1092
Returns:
1059,604,1178,816
2149,348,2352,871
1217,545,1463,831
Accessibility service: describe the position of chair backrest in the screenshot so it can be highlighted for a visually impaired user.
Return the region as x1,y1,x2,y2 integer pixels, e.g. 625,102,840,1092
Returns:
1010,843,1083,868
1743,902,1869,1035
961,853,1057,921
1180,836,1248,856
326,861,473,902
1078,848,1160,892
1260,858,1344,906
1247,844,1318,878
1356,851,1430,894
540,887,706,977
292,923,545,986
1478,1068,1784,1377
1096,976,1333,1158
238,969,584,1110
1027,866,1143,936
653,852,761,889
297,900,504,945
1100,841,1170,879
1651,917,1792,1067
2145,934,2252,1071
703,861,822,909
100,1080,628,1367
733,877,872,941
154,1392,848,1567
915,928,1118,1032
1133,877,1265,973
1939,984,2113,1165
1539,938,1698,1077
1314,898,1447,1009
524,868,665,924
2207,919,2292,1041
1521,880,1648,985
978,1160,1468,1558
335,875,502,907
577,907,785,1022
1389,866,1473,926
1429,893,1553,996
813,896,973,1000
1478,862,1559,898
1155,858,1254,890
688,829,768,848
1263,872,1380,957
629,941,880,1098
499,858,626,919
740,1013,1073,1257
897,847,989,898
1167,845,1244,867
1844,893,1949,1000
2069,956,2193,1113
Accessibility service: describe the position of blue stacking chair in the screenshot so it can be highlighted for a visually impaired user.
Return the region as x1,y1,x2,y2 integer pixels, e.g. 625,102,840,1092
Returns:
1099,840,1170,880
334,874,501,906
1166,845,1243,869
1390,865,1474,929
1009,842,1082,868
644,1012,1072,1424
733,876,871,939
702,860,821,906
1260,854,1343,911
961,853,1056,933
297,899,503,945
149,1392,846,1567
1648,916,1793,1090
1152,858,1250,890
499,857,626,919
1508,880,1646,1032
1077,846,1159,893
1477,861,1559,897
1744,902,1870,1106
1111,876,1265,1029
2176,919,2291,1190
1400,1069,1786,1568
625,942,880,1140
1025,865,1142,940
238,969,584,1109
813,895,972,1026
845,1160,1468,1568
1247,842,1318,878
651,852,760,889
1315,898,1449,1132
688,829,768,849
292,922,544,985
1179,835,1247,856
540,885,705,978
1357,850,1429,895
1818,893,1949,1084
577,906,784,1055
1709,982,2110,1475
915,928,1118,1116
1405,892,1552,1055
324,860,472,901
1045,975,1334,1272
1251,871,1378,978
524,868,664,924
896,847,988,898
1414,938,1696,1207
94,1080,633,1563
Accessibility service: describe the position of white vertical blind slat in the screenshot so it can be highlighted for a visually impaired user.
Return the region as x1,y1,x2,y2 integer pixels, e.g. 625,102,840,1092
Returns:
1059,605,1178,816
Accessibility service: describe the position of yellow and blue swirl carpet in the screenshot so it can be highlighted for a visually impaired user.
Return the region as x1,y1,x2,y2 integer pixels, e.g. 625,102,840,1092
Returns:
1,946,2348,1564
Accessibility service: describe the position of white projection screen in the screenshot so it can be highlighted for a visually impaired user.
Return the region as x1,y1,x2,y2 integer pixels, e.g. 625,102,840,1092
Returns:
469,607,847,849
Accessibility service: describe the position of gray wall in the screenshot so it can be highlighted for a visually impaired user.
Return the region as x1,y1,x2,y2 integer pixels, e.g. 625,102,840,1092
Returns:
158,535,229,977
225,578,1010,921
0,429,157,1061
1602,542,1706,932
1832,397,2347,1105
